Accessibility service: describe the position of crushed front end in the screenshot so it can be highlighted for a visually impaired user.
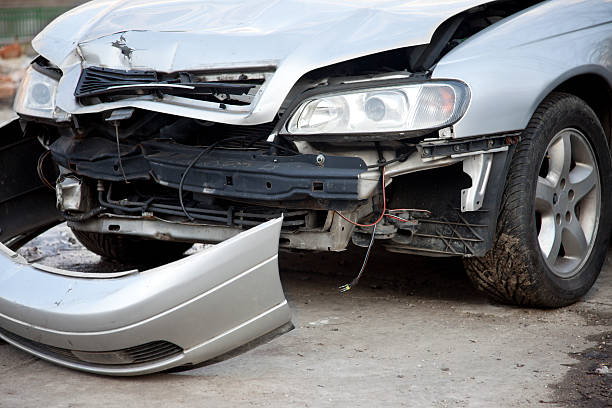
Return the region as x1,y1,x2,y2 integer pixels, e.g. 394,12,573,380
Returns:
35,57,515,258
0,0,537,375
14,1,534,258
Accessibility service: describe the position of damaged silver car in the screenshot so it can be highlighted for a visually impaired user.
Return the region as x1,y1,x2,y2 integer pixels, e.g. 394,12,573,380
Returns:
1,0,611,375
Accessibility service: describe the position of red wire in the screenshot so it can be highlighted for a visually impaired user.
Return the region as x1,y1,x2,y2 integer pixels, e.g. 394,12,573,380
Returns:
335,167,432,227
385,214,410,223
387,208,431,214
334,167,387,228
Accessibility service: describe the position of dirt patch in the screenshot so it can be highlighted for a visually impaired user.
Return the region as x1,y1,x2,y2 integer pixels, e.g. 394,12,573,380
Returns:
2,224,612,407
279,245,476,301
551,322,612,407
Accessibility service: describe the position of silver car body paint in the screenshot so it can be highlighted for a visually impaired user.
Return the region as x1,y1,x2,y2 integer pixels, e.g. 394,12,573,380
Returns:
34,0,612,135
34,0,494,126
0,217,291,376
433,0,612,137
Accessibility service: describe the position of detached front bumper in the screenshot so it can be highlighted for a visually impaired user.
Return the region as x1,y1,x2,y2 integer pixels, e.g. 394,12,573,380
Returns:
0,217,291,376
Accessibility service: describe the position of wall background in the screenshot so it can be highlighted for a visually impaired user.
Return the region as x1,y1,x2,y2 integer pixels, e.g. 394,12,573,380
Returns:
0,1,86,8
0,0,88,45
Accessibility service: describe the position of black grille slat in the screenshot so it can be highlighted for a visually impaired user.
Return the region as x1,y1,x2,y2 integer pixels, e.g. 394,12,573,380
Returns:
130,348,182,362
128,344,180,358
0,328,182,367
132,348,182,362
75,66,262,102
76,67,158,97
123,341,170,354
132,350,178,361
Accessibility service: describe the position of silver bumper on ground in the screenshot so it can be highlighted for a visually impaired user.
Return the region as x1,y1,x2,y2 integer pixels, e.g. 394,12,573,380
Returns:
0,217,291,376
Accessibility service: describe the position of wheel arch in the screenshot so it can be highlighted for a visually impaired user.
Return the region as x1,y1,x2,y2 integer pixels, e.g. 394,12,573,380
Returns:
477,78,611,260
433,0,612,139
487,71,612,225
550,73,612,147
464,91,612,307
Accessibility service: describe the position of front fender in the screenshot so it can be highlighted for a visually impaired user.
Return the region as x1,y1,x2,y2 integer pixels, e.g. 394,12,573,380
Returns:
433,0,612,138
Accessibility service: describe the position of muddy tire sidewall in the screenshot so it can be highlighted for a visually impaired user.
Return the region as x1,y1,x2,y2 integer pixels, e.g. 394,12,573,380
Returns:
465,93,612,307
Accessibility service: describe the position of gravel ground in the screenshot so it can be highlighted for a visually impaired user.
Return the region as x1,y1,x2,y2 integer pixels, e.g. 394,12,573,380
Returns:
0,224,610,408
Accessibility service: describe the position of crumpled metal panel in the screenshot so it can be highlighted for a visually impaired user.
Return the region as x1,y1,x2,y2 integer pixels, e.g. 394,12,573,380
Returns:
33,0,491,125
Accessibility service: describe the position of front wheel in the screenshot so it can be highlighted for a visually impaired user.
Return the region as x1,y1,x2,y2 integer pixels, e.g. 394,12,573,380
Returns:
464,92,612,307
72,229,193,264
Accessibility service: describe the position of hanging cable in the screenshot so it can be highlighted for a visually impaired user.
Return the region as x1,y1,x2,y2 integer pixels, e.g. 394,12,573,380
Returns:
335,166,385,293
178,136,256,221
334,165,434,292
114,123,130,184
179,143,220,221
385,214,411,223
334,167,387,227
37,150,55,190
335,167,432,227
339,222,377,293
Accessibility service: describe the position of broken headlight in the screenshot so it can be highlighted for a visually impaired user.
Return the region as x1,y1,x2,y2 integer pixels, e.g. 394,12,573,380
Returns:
14,63,68,121
283,80,470,135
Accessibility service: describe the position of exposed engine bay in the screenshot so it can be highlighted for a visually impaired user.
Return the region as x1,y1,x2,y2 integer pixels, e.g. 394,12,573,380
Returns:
27,1,539,256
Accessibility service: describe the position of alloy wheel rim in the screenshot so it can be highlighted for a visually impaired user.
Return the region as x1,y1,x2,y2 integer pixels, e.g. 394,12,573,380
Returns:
535,128,600,278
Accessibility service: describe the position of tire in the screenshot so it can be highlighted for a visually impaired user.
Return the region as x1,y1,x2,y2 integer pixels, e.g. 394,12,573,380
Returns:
72,229,193,264
464,92,612,307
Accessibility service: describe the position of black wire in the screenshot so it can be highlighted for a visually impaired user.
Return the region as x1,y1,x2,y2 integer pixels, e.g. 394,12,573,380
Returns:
178,136,301,221
339,223,377,292
366,152,413,169
114,123,130,184
179,143,219,221
178,136,254,221
104,134,297,222
62,206,105,222
352,223,377,285
367,157,400,169
366,142,416,169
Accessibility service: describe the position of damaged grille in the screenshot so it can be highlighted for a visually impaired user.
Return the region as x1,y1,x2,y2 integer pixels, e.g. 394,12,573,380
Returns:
0,328,183,367
75,66,267,105
75,67,158,97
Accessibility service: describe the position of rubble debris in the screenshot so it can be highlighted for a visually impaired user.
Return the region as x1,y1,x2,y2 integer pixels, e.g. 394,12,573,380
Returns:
0,42,22,60
0,54,30,103
0,74,14,100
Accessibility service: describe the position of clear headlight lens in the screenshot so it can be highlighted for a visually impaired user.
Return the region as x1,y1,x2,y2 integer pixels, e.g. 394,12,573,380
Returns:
14,65,61,119
284,81,470,135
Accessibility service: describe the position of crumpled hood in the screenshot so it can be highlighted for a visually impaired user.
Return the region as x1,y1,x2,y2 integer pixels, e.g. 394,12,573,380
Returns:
35,0,490,71
34,0,492,125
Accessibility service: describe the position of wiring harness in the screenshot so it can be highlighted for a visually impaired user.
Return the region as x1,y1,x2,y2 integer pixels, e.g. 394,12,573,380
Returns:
336,167,430,292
